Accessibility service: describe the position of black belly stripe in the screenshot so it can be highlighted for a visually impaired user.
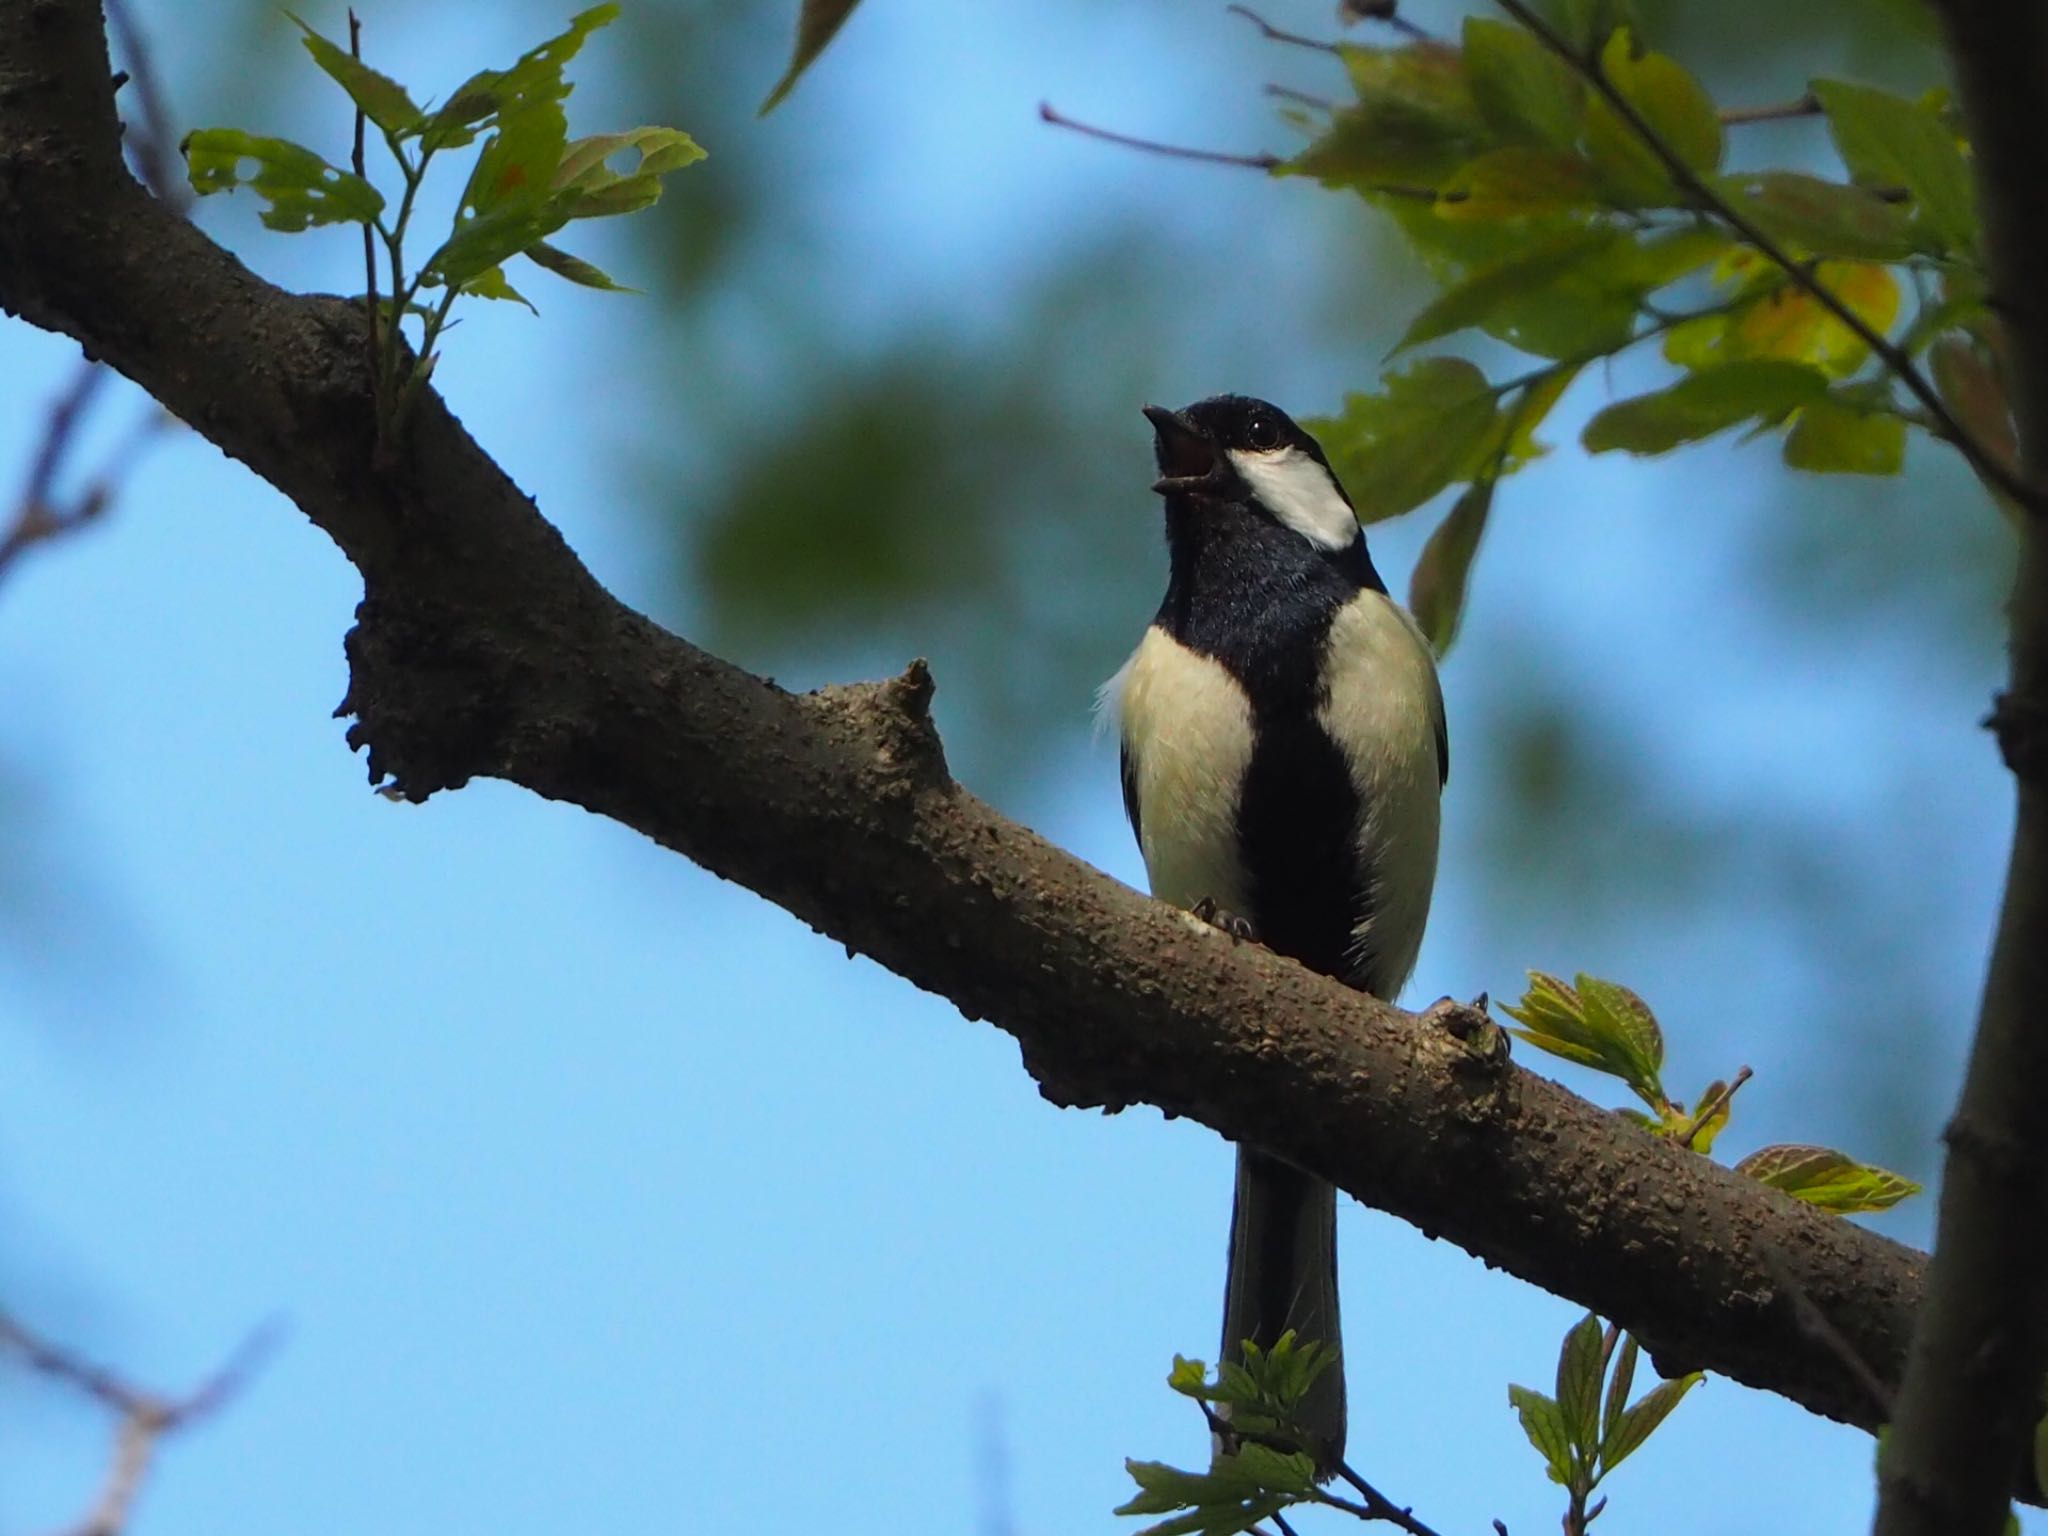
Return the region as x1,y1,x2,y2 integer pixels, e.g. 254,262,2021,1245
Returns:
1238,706,1367,981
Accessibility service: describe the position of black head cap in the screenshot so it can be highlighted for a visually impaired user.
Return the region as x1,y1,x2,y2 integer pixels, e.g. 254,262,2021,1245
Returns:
1141,395,1338,496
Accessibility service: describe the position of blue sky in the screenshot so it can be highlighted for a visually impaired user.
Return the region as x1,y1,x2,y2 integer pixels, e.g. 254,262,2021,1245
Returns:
0,2,2025,1533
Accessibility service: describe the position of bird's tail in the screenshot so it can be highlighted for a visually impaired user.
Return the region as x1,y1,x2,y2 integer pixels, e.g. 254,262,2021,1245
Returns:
1219,1145,1344,1474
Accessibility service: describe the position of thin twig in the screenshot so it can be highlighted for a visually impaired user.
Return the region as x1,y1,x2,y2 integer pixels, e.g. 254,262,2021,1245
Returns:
1271,1511,1303,1536
1489,0,2044,515
1337,0,1433,43
1325,1461,1449,1536
1677,1065,1753,1150
103,0,188,209
1038,103,1280,170
0,367,173,586
1266,83,1335,112
0,1310,281,1536
1228,5,1342,54
1719,91,1820,126
349,10,385,463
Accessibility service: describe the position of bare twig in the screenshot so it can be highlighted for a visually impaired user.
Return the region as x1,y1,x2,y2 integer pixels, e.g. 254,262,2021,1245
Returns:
1719,91,1821,126
1038,103,1280,170
1266,82,1335,112
1336,0,1432,43
103,0,187,210
0,1310,280,1536
1270,1511,1303,1536
1676,1065,1753,1150
1324,1461,1448,1536
0,366,170,586
1228,4,1342,54
348,10,385,463
1489,0,2046,516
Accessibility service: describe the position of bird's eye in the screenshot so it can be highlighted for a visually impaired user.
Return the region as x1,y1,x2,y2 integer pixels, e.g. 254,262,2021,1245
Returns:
1246,415,1281,450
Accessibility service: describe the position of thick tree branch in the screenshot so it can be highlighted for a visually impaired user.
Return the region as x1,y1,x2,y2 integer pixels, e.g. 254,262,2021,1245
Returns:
0,0,1993,1487
1872,4,2048,1533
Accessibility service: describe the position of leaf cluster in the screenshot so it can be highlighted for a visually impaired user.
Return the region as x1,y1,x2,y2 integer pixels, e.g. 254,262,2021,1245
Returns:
179,6,705,439
1267,6,2013,653
1500,971,1919,1213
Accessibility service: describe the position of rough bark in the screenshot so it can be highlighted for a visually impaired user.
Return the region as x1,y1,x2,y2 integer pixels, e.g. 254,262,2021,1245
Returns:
0,0,1994,1477
1872,3,2048,1532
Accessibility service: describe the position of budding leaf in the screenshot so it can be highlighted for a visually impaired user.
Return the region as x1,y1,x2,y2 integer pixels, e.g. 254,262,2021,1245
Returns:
1600,1371,1703,1470
461,265,537,312
1509,1384,1575,1486
1555,1313,1606,1457
1734,1144,1920,1212
290,14,424,135
1499,971,1667,1108
180,128,385,230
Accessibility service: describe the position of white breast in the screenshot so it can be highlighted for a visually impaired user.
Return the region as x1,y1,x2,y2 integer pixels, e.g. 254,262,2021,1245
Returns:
1101,626,1255,915
1317,590,1445,999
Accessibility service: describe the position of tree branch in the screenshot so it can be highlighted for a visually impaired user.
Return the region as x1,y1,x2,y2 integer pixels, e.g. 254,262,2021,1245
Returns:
1872,3,2048,1532
0,0,2009,1494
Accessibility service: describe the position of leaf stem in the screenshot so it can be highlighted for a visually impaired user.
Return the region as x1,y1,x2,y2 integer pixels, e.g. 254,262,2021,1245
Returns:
1677,1064,1752,1149
1319,1462,1448,1536
1488,0,2043,513
347,10,384,460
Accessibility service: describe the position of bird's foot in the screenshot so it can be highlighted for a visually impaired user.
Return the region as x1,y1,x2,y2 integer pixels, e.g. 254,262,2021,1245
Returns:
1191,897,1257,943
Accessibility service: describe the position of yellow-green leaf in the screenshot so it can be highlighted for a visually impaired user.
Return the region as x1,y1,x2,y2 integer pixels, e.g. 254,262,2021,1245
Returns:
461,264,537,311
1813,77,1976,256
1583,359,1828,454
1308,358,1498,523
1292,42,1488,187
1463,16,1582,148
524,240,634,291
290,13,424,135
1715,171,1917,262
1408,480,1492,657
1734,1144,1921,1212
179,127,385,230
1784,396,1906,474
1585,29,1722,204
1438,146,1597,220
1555,1313,1605,1456
1396,226,1622,352
1509,1384,1575,1486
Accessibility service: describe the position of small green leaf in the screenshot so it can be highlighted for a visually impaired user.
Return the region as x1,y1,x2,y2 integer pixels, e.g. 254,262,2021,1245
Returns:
1680,1079,1732,1152
1715,171,1916,262
1463,17,1582,148
1556,1313,1605,1457
1309,358,1498,523
1583,359,1828,454
1585,29,1722,204
415,4,621,152
1813,78,1975,255
461,264,538,312
761,0,868,115
1601,1334,1639,1445
1499,971,1667,1107
1578,976,1663,1077
180,127,384,230
1437,147,1597,221
289,14,424,135
1290,42,1488,188
1408,480,1492,657
1600,1371,1703,1470
1396,227,1622,353
1508,1384,1575,1486
523,240,634,291
1784,396,1907,474
553,126,706,218
1734,1144,1921,1212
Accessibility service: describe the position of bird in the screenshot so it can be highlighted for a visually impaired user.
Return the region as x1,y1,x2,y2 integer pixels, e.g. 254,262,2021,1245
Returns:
1102,394,1447,1475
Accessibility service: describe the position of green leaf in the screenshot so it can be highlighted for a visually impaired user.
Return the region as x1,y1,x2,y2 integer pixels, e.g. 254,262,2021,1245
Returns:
1127,1499,1287,1536
1499,971,1667,1107
1813,78,1975,255
1291,43,1487,188
1437,147,1598,221
1601,1334,1639,1445
289,14,424,135
522,240,633,291
1508,1384,1575,1485
1600,1371,1703,1470
429,88,576,284
461,264,537,312
1583,359,1828,454
1408,480,1492,657
1309,358,1498,523
1555,1313,1605,1457
415,4,621,152
1396,227,1622,353
1734,1144,1921,1212
179,127,385,230
1585,29,1722,204
553,126,706,218
1463,17,1582,148
1561,0,1639,52
1680,1079,1732,1153
1784,396,1906,474
1715,171,1916,262
761,0,868,115
1577,976,1663,1077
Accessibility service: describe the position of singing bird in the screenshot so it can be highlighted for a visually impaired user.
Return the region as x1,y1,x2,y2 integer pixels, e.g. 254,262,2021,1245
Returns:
1103,395,1446,1472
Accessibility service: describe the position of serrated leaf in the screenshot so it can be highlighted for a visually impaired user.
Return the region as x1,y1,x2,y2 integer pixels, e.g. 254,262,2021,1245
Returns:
290,14,424,135
761,0,867,115
1556,1313,1605,1457
461,264,537,312
1715,171,1916,262
180,128,384,230
1408,480,1491,657
1291,42,1488,188
1499,971,1669,1107
1601,1334,1639,1443
1813,77,1975,255
523,240,634,291
1309,358,1498,523
1463,16,1582,148
1508,1384,1575,1485
415,4,621,152
1583,359,1828,454
1734,1144,1921,1212
1168,1356,1209,1396
1578,975,1663,1078
1784,396,1906,474
1585,29,1722,204
1600,1371,1702,1470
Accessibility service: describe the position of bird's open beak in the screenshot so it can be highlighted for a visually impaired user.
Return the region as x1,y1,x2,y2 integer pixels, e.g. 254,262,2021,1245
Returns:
1144,405,1220,496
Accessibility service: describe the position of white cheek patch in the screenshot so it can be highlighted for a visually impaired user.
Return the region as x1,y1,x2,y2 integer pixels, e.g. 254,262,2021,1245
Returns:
1228,446,1359,551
